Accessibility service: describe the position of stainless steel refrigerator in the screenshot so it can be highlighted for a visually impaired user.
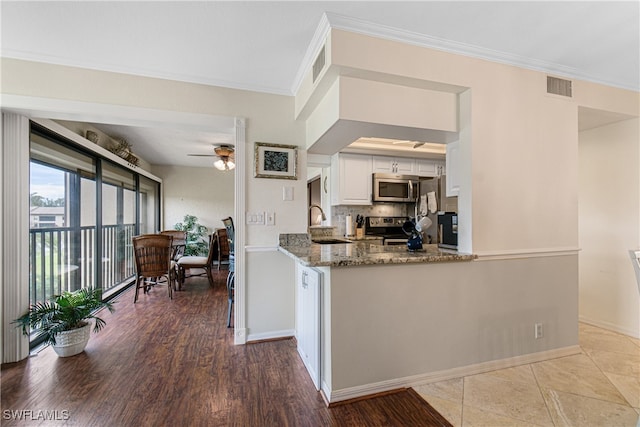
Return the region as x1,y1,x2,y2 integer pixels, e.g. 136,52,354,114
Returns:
417,176,458,244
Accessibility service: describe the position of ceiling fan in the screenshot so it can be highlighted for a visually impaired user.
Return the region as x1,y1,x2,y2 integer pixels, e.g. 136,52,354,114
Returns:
188,145,236,170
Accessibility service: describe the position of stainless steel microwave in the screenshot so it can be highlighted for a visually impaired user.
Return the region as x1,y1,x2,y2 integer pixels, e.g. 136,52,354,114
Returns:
372,173,420,203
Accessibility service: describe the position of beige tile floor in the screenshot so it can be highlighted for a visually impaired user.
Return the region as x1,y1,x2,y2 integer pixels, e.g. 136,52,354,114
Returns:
414,323,640,426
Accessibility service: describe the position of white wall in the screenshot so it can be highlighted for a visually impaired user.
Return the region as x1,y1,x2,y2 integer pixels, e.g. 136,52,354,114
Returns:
579,118,640,337
245,250,296,339
152,165,234,233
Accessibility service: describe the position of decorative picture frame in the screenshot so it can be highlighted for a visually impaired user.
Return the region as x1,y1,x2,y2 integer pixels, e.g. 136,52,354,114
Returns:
254,142,298,179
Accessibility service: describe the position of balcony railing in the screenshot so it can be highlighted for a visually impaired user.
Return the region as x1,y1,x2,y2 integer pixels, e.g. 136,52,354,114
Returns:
29,224,136,305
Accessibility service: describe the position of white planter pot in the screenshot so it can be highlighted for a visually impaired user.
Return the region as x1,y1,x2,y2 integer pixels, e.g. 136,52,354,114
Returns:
52,322,91,357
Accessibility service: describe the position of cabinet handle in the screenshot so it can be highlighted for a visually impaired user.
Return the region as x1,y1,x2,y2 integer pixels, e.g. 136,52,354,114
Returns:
323,176,328,193
302,271,308,288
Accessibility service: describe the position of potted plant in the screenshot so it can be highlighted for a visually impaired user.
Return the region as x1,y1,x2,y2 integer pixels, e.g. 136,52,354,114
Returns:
174,214,209,256
14,288,115,357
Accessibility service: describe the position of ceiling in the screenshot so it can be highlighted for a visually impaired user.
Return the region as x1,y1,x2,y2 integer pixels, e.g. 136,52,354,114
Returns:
2,1,638,167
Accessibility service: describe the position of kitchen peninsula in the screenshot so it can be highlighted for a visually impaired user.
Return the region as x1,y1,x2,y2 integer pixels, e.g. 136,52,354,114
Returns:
278,234,578,405
278,234,489,404
279,234,476,267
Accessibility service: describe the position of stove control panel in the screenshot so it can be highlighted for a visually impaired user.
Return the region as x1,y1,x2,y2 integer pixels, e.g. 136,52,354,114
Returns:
367,216,408,228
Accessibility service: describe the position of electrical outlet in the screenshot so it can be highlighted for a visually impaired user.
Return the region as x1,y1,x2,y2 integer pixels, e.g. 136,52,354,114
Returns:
535,323,543,339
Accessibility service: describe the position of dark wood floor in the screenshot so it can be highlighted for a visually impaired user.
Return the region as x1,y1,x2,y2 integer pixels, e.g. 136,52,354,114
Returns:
1,270,451,427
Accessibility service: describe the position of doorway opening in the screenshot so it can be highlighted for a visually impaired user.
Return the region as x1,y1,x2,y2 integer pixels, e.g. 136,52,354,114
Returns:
307,176,321,226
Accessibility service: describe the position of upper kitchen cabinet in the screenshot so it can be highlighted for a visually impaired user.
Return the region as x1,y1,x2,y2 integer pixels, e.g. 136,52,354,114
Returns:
415,158,445,177
372,156,415,174
331,153,372,205
373,155,445,177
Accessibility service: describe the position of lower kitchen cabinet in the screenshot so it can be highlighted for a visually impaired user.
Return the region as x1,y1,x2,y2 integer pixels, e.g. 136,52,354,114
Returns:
296,263,322,390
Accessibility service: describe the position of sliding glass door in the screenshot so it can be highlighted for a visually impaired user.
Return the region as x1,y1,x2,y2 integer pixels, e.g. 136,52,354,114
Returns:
29,124,161,313
101,162,136,288
139,175,160,235
30,132,97,302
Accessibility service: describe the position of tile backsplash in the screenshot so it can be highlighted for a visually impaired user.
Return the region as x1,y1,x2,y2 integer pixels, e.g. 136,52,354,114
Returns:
332,204,410,237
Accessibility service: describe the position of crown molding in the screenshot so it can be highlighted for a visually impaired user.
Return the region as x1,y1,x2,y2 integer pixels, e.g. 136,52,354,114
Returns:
292,12,638,95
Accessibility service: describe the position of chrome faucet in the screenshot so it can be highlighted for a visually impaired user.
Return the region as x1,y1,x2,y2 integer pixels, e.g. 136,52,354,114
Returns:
309,204,326,221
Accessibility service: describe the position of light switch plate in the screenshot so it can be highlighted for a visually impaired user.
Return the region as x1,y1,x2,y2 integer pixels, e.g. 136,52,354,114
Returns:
283,186,294,201
246,211,265,225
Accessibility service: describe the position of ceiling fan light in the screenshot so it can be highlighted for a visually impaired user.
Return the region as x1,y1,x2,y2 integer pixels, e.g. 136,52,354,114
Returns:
213,158,226,170
214,157,235,171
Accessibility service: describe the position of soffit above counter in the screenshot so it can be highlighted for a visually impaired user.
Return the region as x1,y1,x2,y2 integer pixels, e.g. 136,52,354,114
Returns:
307,119,453,158
304,75,459,156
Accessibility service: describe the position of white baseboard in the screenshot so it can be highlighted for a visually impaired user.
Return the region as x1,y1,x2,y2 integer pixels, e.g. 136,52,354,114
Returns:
579,316,640,339
324,345,581,404
246,329,295,342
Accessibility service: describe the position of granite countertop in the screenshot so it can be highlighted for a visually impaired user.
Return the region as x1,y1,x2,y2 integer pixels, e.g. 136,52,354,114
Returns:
278,234,476,267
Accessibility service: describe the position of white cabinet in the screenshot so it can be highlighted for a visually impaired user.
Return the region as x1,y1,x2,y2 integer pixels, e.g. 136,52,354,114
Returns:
329,153,446,204
372,156,414,174
373,155,445,177
330,153,372,205
415,159,445,177
445,141,460,196
296,263,322,390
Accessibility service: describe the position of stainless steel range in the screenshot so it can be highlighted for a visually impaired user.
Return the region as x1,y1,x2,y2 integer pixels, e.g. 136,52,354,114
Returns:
365,216,410,245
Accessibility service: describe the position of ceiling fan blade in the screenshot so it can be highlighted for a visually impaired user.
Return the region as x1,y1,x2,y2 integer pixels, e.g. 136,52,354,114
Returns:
187,154,217,157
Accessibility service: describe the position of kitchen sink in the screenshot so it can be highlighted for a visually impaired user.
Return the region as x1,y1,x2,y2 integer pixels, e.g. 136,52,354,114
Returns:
311,238,353,244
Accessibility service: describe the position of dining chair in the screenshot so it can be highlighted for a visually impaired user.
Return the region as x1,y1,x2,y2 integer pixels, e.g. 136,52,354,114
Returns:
176,233,217,289
132,234,174,303
215,228,230,270
159,230,187,261
222,217,235,327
